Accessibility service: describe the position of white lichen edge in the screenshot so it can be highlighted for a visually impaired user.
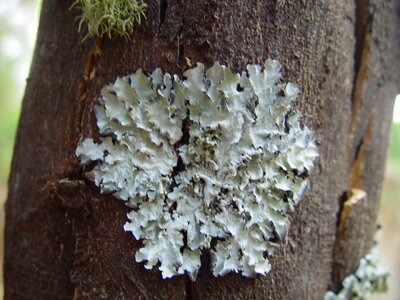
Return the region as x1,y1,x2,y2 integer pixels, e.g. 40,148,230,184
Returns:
325,246,389,300
76,59,319,280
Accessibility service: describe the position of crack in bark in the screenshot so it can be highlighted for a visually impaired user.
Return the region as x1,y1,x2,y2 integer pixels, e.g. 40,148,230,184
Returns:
328,189,348,292
350,107,375,189
159,0,168,25
178,42,185,66
75,37,104,142
170,115,190,192
173,3,199,298
330,106,376,290
329,84,377,292
353,0,370,76
330,189,367,292
350,0,373,133
73,287,80,300
168,113,195,300
330,0,375,291
334,191,349,233
177,0,187,67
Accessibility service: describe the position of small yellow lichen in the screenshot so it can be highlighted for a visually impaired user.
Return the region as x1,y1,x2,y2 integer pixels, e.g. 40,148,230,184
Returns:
71,0,147,40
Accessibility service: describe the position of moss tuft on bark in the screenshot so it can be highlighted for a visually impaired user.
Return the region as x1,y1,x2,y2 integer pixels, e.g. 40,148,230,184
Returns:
71,0,147,40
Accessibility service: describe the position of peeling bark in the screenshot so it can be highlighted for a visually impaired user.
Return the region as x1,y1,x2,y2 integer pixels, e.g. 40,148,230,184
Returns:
4,0,400,299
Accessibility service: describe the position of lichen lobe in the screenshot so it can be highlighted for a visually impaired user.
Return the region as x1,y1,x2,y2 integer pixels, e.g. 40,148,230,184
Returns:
76,59,319,280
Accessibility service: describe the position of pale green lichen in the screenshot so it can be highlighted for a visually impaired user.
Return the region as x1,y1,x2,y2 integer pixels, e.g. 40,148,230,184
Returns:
71,0,147,40
76,60,319,280
325,246,389,300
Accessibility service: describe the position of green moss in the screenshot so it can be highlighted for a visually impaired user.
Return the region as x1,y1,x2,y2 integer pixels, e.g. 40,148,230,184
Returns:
71,0,147,40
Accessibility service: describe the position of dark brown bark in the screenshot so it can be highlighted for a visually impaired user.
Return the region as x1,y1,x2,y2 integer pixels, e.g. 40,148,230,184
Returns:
4,0,400,299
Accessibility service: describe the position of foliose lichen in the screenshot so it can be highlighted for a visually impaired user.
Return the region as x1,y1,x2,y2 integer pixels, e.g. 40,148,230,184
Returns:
325,246,389,300
76,59,319,280
71,0,147,40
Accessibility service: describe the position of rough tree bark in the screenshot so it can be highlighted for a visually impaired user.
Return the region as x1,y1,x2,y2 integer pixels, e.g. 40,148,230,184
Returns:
4,0,400,299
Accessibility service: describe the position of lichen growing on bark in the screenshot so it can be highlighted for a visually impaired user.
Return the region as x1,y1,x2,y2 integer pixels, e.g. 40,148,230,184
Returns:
325,245,389,300
76,60,319,280
71,0,147,40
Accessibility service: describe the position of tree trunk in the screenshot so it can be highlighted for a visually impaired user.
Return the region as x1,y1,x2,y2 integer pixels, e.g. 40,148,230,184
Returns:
4,0,400,299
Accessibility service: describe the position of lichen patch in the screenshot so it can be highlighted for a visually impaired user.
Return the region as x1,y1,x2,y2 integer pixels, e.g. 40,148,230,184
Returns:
325,245,389,300
76,59,319,280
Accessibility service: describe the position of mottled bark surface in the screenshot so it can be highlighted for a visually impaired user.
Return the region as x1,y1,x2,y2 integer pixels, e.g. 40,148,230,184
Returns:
4,0,400,299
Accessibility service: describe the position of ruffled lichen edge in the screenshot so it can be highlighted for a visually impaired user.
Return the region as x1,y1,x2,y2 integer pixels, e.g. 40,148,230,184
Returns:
76,59,319,280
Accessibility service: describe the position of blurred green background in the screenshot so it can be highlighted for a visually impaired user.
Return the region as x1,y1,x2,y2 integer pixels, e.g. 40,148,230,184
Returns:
0,1,42,298
0,0,399,298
